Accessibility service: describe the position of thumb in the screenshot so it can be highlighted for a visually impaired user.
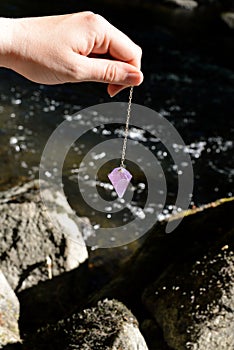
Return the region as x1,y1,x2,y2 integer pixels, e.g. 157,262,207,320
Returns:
76,55,143,86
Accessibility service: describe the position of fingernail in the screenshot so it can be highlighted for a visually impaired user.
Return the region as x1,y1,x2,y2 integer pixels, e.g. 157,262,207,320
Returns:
109,92,120,98
125,71,143,85
109,92,116,98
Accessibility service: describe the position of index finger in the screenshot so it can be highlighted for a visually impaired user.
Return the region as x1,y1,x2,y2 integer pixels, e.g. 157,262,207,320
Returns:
92,15,142,70
108,25,142,70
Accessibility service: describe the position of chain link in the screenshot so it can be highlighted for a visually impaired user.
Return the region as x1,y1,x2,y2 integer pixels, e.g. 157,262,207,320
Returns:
120,86,134,168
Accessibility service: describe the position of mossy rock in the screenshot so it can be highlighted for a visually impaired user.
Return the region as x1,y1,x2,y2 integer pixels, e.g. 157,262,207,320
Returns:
23,299,148,350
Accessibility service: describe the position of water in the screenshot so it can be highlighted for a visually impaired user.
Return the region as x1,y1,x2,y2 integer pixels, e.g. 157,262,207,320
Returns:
0,1,233,233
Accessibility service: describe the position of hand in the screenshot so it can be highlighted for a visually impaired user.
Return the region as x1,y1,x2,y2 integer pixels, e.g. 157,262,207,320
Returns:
0,12,143,96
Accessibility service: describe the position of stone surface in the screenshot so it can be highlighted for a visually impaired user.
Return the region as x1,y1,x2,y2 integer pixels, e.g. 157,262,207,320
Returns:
23,299,149,350
0,180,89,292
0,270,20,348
79,198,234,349
86,198,234,311
142,233,234,350
165,0,198,9
141,319,172,350
6,197,234,349
221,12,234,29
18,262,90,333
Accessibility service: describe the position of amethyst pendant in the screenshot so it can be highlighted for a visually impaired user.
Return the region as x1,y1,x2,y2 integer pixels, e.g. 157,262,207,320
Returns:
108,167,132,198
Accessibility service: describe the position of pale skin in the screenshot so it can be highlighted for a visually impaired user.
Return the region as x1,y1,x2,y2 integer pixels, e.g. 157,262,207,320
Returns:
0,12,143,97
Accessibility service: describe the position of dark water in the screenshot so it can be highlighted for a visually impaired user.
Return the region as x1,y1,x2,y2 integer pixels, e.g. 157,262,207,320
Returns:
0,1,233,233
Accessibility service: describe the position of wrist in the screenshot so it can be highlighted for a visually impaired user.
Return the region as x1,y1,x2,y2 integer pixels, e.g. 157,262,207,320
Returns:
0,17,15,67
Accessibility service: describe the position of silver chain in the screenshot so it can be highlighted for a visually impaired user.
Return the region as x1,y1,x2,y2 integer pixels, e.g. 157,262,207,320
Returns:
120,86,133,168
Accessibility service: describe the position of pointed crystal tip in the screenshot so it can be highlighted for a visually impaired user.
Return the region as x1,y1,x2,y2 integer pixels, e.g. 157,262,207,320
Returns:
108,167,132,198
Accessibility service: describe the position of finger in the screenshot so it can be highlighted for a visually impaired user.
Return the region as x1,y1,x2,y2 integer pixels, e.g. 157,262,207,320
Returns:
91,15,142,70
107,84,131,98
108,27,142,70
72,54,143,86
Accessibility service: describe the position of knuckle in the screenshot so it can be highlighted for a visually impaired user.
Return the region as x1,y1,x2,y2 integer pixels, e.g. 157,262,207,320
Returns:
86,13,109,33
92,14,106,25
72,11,94,22
80,12,96,26
136,44,142,57
83,12,102,26
82,11,94,16
103,63,117,83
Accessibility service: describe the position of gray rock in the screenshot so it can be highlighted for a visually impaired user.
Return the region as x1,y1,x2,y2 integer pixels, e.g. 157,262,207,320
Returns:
78,198,233,348
164,0,198,10
0,270,20,348
221,12,234,29
23,299,149,350
87,198,234,311
0,180,89,291
18,262,90,332
142,235,234,350
141,319,172,350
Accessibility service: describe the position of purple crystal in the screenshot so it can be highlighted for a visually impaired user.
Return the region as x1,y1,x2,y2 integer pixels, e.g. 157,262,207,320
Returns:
108,167,132,198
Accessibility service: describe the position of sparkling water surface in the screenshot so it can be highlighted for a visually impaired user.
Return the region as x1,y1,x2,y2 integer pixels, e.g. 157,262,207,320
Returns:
0,1,233,235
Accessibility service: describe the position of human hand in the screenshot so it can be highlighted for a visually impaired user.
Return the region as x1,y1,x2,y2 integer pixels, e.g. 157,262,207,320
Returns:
0,12,143,96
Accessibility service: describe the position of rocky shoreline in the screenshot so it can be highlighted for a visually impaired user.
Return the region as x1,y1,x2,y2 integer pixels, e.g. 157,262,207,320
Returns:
0,181,233,349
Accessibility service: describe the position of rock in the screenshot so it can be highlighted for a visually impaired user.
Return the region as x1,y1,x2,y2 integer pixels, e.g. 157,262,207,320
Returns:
86,198,234,314
15,197,234,345
23,299,148,350
221,12,234,29
0,270,21,348
164,0,198,10
141,319,172,350
18,241,140,333
18,262,90,333
0,180,89,292
142,232,234,350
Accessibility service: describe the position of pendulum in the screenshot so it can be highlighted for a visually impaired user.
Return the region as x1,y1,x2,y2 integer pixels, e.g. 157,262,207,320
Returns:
108,166,132,199
108,87,133,198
